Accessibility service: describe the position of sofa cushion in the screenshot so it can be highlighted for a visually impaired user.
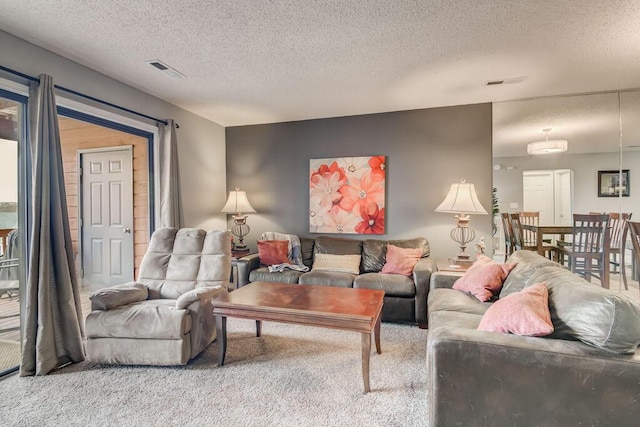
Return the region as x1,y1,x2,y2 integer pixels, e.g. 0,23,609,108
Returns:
257,240,291,265
362,237,430,272
300,237,315,268
353,272,415,297
249,266,304,284
312,253,361,274
527,264,640,353
500,250,559,297
314,235,363,255
478,282,554,337
298,270,355,287
85,299,191,339
428,288,492,316
380,244,423,276
453,255,515,301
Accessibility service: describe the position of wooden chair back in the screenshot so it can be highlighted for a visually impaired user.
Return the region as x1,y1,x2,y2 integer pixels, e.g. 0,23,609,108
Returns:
609,212,632,250
518,211,540,245
571,214,610,255
626,220,640,297
500,212,515,260
509,213,525,250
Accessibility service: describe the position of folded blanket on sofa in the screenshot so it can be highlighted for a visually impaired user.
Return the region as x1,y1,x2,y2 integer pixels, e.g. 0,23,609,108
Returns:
261,231,304,267
267,263,309,273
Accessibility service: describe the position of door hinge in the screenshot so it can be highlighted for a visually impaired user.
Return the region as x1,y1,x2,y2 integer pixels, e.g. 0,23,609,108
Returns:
79,218,83,227
80,269,84,278
79,167,83,176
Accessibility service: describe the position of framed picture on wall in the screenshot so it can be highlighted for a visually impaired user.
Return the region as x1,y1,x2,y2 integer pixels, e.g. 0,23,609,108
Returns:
597,170,630,197
309,156,386,234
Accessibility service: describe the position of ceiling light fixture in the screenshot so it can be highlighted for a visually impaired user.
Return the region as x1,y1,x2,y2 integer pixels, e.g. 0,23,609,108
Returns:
527,128,568,155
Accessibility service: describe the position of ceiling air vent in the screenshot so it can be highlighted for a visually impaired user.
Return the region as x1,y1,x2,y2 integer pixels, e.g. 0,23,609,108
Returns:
485,76,527,86
145,60,185,79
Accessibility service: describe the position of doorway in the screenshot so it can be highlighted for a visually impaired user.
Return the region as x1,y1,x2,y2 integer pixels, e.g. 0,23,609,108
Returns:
79,147,134,289
58,115,151,291
523,169,573,225
0,91,24,377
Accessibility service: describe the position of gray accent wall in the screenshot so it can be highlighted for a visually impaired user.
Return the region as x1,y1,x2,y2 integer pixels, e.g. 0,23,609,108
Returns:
226,103,493,258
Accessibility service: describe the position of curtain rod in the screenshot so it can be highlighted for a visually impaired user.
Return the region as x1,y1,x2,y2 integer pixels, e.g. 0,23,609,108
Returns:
0,64,169,126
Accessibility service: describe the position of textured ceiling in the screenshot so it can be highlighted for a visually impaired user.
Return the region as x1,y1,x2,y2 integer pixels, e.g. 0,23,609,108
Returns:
0,0,639,131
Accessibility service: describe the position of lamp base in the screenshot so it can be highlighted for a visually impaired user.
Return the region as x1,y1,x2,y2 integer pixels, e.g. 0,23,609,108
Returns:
232,244,249,251
452,255,475,265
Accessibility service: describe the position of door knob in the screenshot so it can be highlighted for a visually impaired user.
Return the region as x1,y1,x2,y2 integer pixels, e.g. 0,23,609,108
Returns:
123,228,131,234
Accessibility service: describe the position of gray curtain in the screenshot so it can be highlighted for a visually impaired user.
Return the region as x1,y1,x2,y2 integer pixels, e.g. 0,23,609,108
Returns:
159,119,183,227
21,74,85,376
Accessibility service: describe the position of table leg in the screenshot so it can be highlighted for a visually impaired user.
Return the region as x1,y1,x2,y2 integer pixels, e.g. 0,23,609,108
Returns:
256,320,262,337
216,315,227,366
374,316,381,354
361,332,371,393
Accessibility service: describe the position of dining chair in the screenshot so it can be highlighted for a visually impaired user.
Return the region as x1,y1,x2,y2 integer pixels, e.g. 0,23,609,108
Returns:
500,212,516,261
518,211,541,246
511,213,554,258
625,220,640,299
608,212,631,290
553,213,610,287
510,213,537,252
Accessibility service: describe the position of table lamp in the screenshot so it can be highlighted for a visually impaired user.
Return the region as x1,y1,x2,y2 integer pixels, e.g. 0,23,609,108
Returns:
221,187,256,250
435,179,488,263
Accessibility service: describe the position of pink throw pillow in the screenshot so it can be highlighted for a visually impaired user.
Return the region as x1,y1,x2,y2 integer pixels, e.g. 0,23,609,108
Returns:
452,255,515,301
257,240,291,266
478,282,554,337
381,244,423,276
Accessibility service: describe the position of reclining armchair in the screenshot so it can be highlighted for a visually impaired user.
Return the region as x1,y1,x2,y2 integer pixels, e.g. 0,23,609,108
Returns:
86,228,231,365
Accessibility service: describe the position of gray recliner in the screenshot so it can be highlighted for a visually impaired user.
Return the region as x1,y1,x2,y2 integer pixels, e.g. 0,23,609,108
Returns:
85,228,231,365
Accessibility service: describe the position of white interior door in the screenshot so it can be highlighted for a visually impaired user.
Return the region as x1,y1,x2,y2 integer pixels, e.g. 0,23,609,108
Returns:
523,170,555,225
554,169,573,225
80,147,134,289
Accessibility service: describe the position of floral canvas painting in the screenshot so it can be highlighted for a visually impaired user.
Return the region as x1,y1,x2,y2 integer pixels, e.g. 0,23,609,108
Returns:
309,156,386,234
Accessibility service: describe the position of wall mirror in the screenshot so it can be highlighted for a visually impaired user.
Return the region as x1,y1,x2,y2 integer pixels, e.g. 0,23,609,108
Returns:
492,89,640,274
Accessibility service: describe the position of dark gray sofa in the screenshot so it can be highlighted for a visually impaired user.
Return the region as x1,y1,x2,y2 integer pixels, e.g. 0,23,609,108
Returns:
236,235,436,324
427,250,640,426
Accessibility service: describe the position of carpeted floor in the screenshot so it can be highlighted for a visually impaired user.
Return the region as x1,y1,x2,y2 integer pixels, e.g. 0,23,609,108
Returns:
0,319,429,427
0,340,20,373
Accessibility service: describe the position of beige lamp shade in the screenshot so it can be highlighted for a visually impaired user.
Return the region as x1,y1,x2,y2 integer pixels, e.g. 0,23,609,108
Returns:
221,187,256,250
435,180,488,215
221,188,256,215
435,179,487,263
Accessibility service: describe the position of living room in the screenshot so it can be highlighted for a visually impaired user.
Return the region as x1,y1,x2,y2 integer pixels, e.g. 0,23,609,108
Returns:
1,2,640,426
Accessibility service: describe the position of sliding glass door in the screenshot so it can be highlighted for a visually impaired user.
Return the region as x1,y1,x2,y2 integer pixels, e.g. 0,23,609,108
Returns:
0,90,26,377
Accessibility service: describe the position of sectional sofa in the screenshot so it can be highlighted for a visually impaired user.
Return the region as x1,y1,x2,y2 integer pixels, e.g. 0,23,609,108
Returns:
236,235,435,324
427,250,640,426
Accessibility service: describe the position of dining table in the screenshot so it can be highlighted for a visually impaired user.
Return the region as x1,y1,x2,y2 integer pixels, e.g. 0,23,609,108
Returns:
521,224,573,256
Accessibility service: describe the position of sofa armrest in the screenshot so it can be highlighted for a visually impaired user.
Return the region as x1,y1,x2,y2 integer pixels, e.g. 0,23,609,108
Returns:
176,286,228,310
89,282,148,311
427,326,640,426
429,271,463,290
412,257,436,324
236,253,261,288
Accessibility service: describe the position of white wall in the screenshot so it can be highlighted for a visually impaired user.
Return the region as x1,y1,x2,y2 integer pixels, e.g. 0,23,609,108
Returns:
494,151,640,216
0,30,227,230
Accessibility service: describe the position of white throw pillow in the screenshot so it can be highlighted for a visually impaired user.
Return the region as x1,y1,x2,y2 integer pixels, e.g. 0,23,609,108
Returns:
312,253,361,274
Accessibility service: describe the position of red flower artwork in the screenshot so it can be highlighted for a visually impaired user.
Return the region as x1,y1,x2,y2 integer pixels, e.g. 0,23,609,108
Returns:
356,203,385,234
309,156,386,234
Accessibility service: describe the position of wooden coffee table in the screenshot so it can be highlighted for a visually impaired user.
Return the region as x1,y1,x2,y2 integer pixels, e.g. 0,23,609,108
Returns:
212,281,384,393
